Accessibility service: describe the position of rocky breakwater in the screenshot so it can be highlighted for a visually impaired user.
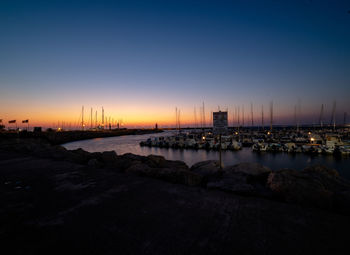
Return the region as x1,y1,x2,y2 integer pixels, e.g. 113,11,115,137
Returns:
0,129,162,145
2,138,350,214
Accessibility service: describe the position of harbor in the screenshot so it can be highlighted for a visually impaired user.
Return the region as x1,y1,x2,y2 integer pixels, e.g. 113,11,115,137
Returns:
63,130,350,180
140,127,350,156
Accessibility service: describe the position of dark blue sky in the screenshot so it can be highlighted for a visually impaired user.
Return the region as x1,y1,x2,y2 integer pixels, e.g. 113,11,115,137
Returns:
1,0,349,126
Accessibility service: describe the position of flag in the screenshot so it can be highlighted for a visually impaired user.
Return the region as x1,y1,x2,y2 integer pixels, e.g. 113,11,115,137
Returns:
9,120,16,124
22,120,29,123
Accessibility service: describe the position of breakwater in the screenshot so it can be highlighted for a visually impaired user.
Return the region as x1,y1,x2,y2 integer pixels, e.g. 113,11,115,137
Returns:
0,129,162,145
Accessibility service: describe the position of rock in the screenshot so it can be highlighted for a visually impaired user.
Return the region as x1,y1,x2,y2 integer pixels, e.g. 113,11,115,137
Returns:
67,148,92,164
125,162,151,174
88,158,102,168
115,153,144,171
267,169,334,209
49,145,69,160
124,158,201,186
146,155,166,167
224,162,271,178
207,172,255,194
101,151,118,164
303,165,339,177
190,160,221,178
147,155,188,169
180,170,203,186
206,163,273,197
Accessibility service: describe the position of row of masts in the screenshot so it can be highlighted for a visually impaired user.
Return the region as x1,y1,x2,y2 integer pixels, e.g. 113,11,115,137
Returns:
79,106,122,131
177,101,346,131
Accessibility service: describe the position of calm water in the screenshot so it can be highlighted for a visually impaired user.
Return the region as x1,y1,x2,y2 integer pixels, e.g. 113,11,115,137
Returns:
63,131,350,179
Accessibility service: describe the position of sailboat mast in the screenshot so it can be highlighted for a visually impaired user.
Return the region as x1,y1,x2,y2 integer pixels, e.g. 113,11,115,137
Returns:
270,101,273,131
175,107,178,129
102,107,104,129
95,110,97,128
250,103,253,127
202,102,205,128
82,106,84,130
331,101,336,131
242,105,245,127
261,105,264,130
90,108,92,129
319,104,324,128
194,107,197,128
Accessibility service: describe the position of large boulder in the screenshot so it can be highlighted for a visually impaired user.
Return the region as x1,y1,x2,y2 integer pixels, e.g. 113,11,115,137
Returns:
119,154,200,186
146,155,188,170
87,158,103,168
190,160,221,180
303,165,339,177
224,162,271,179
206,163,272,197
101,151,118,165
115,153,145,171
65,148,93,164
266,165,350,210
125,161,202,186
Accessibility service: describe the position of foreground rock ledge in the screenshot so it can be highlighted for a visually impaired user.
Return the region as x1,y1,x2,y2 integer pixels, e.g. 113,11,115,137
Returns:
1,138,350,254
1,138,350,213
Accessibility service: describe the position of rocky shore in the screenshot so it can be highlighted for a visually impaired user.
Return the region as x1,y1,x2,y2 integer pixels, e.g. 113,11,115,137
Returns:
1,138,350,254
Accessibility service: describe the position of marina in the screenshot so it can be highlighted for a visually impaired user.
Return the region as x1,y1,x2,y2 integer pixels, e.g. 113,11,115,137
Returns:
141,127,350,156
63,129,350,180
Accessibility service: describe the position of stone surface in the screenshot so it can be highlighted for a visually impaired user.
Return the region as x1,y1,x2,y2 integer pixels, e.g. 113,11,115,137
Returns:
267,166,350,210
207,163,272,197
190,160,221,182
101,150,118,165
0,150,349,255
87,158,102,168
224,162,271,178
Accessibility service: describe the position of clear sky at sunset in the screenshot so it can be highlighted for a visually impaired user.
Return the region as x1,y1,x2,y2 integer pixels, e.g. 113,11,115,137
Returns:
1,0,349,128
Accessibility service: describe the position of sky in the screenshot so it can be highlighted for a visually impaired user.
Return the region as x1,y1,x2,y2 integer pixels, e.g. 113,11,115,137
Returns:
0,0,349,128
